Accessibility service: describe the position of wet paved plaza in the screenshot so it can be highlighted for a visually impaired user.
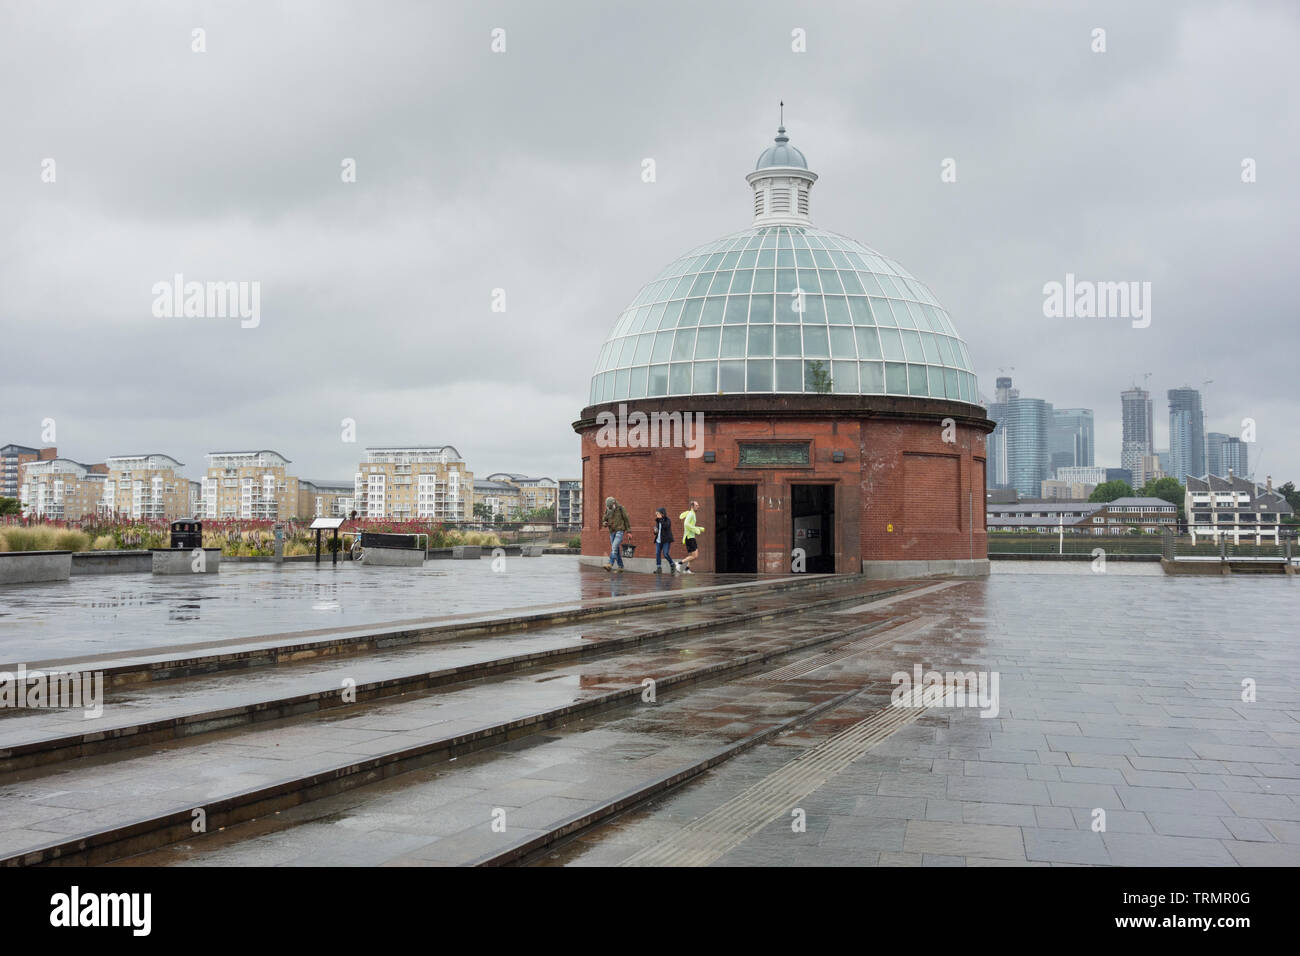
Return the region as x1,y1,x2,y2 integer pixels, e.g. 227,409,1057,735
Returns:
0,556,713,664
0,562,1295,867
544,571,1300,866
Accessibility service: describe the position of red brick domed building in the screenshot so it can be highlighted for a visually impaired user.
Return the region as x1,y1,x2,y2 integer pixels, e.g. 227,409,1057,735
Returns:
574,123,993,578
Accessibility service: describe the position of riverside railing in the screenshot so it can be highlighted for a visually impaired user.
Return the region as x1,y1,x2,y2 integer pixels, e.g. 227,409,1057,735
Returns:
986,533,1164,557
1159,530,1295,564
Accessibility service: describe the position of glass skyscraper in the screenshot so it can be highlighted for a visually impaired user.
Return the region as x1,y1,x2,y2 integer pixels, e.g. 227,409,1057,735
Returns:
1120,387,1153,478
1048,407,1094,475
983,376,1016,488
1220,436,1248,478
1168,387,1206,483
1206,432,1228,477
1006,397,1052,497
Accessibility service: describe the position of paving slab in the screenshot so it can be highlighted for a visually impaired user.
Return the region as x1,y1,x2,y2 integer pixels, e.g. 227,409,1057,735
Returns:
540,572,1300,867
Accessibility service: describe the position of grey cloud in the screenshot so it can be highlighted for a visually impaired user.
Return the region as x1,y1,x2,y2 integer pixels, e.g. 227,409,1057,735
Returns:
2,0,1296,485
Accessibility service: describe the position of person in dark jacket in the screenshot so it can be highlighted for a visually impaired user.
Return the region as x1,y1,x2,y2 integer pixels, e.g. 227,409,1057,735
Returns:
653,507,676,574
600,496,630,572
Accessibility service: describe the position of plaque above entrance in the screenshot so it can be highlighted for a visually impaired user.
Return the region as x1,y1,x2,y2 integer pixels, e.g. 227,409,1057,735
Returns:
737,442,811,467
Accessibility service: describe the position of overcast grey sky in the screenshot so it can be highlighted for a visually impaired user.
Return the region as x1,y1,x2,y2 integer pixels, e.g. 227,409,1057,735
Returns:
2,0,1296,486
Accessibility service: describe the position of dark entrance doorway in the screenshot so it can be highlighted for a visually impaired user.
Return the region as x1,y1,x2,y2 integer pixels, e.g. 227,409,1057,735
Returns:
792,484,835,573
714,484,757,573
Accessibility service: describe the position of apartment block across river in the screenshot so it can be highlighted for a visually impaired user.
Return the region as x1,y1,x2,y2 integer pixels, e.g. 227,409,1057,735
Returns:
102,454,190,519
353,446,470,521
19,458,106,520
201,450,299,520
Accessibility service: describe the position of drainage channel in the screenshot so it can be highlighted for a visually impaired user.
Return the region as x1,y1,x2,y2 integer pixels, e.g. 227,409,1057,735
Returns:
614,700,931,867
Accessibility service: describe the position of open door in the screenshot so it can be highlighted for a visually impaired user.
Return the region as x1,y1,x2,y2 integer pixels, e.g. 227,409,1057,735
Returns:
792,484,835,573
714,484,757,573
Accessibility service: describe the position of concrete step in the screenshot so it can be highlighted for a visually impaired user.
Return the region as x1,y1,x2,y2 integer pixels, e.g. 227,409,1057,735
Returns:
6,572,867,686
110,616,941,867
0,584,927,865
0,579,912,771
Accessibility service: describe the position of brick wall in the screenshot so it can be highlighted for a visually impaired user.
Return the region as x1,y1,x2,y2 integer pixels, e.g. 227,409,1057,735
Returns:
903,453,960,530
579,402,989,571
584,447,689,559
861,420,986,562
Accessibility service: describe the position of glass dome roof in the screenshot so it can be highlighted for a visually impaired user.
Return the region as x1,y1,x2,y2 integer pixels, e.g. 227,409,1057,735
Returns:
588,224,979,406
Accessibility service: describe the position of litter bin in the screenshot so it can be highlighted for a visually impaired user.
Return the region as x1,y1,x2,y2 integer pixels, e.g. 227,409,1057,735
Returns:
170,519,203,550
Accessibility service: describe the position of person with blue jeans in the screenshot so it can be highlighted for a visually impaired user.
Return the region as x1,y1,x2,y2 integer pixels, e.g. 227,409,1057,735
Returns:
601,496,630,572
653,507,675,574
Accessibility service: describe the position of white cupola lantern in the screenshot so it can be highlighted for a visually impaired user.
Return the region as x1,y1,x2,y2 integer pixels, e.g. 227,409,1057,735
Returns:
746,110,817,227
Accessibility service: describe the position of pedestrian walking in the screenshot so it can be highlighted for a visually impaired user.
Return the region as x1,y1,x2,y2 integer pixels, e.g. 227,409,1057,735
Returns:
601,496,630,572
678,499,705,573
653,507,676,574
